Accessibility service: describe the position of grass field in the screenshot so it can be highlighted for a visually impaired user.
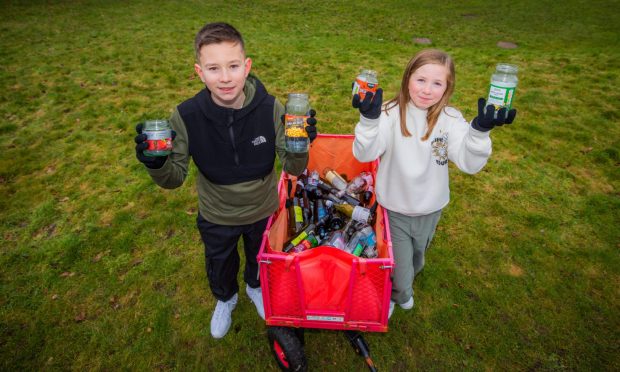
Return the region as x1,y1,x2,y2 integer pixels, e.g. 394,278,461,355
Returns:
1,0,618,370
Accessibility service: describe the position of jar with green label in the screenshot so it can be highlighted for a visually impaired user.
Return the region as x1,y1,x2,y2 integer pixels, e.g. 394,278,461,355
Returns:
487,63,518,113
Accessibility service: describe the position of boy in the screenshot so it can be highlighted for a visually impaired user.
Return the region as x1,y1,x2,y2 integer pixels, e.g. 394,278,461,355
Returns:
134,22,317,338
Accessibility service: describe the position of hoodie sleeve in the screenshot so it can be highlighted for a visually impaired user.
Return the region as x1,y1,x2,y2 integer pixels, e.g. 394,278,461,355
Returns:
353,113,388,162
446,108,492,175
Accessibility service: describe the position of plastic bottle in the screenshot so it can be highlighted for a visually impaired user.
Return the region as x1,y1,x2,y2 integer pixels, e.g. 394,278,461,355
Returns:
291,233,319,253
487,64,518,114
142,119,173,156
352,69,379,101
358,225,376,249
323,230,346,250
292,196,304,233
345,171,373,195
284,93,310,153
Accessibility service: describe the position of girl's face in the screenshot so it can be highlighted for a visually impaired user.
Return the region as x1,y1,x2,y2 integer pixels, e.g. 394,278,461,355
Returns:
408,63,450,109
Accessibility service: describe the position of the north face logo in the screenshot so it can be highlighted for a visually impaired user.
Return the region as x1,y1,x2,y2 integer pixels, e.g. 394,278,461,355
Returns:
252,136,267,146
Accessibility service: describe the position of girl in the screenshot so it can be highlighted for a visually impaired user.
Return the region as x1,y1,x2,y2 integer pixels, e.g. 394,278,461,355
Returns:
352,49,516,317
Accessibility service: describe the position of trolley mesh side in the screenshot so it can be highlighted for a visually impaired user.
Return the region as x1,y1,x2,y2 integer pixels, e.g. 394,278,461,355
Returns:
266,258,303,318
349,262,388,322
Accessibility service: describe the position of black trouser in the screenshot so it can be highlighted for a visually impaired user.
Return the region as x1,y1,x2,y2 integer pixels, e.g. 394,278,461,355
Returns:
196,213,269,302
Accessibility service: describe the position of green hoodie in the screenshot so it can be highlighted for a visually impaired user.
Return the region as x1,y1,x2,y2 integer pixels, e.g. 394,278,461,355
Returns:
145,75,309,225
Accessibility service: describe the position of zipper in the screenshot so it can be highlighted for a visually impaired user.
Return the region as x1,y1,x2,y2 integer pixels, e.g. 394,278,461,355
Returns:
227,110,239,166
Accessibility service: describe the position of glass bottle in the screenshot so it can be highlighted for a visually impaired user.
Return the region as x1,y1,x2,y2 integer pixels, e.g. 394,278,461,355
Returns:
284,93,311,153
487,64,518,113
352,69,379,101
333,203,372,224
322,167,348,191
142,119,173,156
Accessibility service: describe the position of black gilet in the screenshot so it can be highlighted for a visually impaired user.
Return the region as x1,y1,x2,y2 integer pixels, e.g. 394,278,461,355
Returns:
177,80,276,185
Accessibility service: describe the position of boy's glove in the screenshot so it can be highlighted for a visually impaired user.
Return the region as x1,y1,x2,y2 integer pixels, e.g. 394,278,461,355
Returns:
352,88,383,120
134,123,176,169
471,98,517,132
280,109,319,143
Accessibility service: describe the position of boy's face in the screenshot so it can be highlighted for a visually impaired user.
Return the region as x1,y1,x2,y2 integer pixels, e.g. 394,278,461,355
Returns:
194,41,252,108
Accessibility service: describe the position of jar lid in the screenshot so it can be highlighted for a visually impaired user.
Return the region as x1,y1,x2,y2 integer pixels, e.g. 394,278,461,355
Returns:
496,63,518,74
143,119,170,130
361,69,378,76
288,92,308,99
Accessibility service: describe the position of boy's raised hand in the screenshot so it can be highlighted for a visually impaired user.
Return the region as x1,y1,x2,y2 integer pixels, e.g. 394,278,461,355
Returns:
471,97,517,132
352,88,383,120
280,110,319,143
134,123,176,169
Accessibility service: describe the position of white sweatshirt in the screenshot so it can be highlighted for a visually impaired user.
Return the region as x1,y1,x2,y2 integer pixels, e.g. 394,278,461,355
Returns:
353,102,492,216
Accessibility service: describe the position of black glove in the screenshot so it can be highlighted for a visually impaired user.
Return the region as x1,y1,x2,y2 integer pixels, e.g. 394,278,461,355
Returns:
352,88,383,120
280,109,319,143
471,98,517,132
134,123,176,169
305,109,318,143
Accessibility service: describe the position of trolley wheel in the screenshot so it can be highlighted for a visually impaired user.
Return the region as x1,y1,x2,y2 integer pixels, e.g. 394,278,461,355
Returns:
267,326,307,372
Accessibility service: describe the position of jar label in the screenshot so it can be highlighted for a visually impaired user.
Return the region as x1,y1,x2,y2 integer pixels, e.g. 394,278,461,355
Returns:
352,78,378,100
487,84,516,110
284,114,308,138
144,130,172,151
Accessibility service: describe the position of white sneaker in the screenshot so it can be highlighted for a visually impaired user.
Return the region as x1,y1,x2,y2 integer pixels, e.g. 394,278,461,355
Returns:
400,296,414,310
210,293,238,339
388,301,395,319
246,284,265,320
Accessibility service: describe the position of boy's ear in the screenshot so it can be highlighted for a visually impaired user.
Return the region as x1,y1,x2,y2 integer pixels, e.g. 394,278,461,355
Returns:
244,57,252,78
194,63,205,83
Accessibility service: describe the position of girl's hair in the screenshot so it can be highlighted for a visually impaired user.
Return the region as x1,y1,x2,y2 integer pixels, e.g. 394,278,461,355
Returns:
385,49,455,140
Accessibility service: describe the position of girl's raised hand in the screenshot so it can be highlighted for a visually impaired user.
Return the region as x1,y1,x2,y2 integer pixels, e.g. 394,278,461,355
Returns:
471,97,517,132
352,88,383,120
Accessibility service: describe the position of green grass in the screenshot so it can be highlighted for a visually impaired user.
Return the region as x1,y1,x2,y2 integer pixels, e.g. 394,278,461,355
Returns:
1,0,619,370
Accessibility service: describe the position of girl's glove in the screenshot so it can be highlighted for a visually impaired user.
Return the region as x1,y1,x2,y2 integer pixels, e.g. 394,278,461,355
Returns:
134,123,176,169
471,97,517,132
352,88,383,120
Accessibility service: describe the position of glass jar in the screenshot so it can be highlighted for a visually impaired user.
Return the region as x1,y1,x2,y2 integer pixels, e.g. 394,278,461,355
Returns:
352,69,379,101
284,93,310,153
142,119,172,157
487,63,518,112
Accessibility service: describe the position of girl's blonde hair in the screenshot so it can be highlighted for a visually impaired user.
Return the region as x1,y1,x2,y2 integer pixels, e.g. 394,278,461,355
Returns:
385,49,455,140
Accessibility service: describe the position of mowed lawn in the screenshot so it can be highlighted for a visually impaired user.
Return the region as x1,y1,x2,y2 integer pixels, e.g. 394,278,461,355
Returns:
0,0,618,370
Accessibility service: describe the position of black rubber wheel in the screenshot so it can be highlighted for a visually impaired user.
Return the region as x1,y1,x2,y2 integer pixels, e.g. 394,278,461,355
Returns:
294,328,305,346
267,326,307,372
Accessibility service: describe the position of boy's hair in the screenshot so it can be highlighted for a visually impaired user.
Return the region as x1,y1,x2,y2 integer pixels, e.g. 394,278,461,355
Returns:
194,22,245,61
385,49,455,140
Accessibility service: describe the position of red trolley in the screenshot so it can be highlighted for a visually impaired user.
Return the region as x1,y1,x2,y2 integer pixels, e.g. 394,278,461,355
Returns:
257,134,394,371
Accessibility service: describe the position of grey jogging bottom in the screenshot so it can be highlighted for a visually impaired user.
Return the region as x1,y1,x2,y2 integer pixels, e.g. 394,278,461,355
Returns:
388,209,442,304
